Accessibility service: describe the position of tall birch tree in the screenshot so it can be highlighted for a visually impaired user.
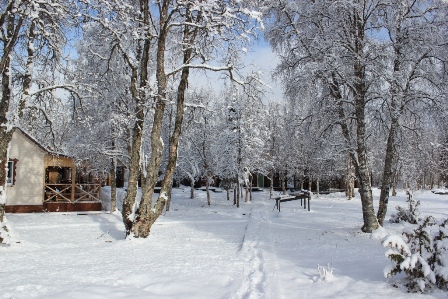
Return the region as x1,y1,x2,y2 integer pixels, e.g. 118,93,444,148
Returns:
263,0,384,232
1,0,78,242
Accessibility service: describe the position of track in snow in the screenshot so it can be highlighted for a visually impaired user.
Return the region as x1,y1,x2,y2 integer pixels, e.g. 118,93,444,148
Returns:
231,202,282,299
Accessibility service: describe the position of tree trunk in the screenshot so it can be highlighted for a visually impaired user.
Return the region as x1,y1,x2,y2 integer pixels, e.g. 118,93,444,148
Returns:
206,175,211,206
165,183,173,212
233,184,237,205
308,174,312,193
270,171,274,199
159,20,195,212
227,188,230,201
190,177,195,199
236,181,240,208
250,175,253,201
392,171,397,196
326,5,379,232
377,114,398,226
128,1,170,238
429,173,434,190
331,68,378,232
0,51,13,226
121,0,153,236
121,75,145,235
346,156,351,198
132,99,167,238
110,158,117,212
281,171,286,195
316,177,320,197
354,96,379,231
353,72,378,232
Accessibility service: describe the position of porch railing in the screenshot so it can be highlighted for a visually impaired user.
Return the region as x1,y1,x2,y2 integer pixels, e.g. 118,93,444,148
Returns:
44,183,101,203
74,184,101,202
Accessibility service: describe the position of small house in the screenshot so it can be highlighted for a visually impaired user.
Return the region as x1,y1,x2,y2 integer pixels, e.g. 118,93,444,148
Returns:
5,128,102,213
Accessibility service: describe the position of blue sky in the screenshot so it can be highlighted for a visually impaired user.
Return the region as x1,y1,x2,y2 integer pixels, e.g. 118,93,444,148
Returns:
189,42,283,103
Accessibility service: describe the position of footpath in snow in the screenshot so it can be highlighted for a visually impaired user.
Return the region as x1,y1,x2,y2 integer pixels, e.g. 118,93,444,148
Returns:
1,187,448,298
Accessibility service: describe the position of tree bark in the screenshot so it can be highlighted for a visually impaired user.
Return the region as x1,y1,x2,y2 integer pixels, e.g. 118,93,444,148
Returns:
249,174,253,201
0,48,13,224
353,68,378,232
377,114,398,225
158,10,198,212
131,0,207,236
121,67,146,235
190,177,195,199
110,158,117,212
300,173,304,190
325,5,379,232
0,5,21,226
122,0,160,237
331,68,378,232
233,184,237,205
206,175,211,206
236,180,240,208
281,170,286,195
392,171,397,196
308,174,312,193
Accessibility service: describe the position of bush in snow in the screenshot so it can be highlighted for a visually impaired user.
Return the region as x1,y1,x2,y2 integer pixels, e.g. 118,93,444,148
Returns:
0,225,8,245
314,262,334,282
0,217,15,246
382,216,448,292
389,191,420,224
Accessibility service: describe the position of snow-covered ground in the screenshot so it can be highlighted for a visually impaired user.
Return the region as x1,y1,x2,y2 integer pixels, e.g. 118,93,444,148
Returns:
1,187,448,298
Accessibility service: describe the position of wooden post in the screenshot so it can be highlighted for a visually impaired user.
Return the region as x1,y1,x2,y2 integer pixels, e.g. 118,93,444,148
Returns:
42,163,46,204
71,165,76,203
309,174,312,193
249,174,253,202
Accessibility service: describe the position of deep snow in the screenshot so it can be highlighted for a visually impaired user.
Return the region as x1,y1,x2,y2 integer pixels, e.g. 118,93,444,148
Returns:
1,187,448,298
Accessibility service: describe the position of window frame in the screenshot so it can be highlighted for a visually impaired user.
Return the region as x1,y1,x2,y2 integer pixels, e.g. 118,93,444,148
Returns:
7,159,18,186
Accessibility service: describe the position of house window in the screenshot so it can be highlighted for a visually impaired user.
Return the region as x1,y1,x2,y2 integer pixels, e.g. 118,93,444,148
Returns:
7,160,14,186
46,166,72,184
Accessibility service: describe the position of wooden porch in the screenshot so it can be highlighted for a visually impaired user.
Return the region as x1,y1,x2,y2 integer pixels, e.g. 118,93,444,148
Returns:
43,154,102,212
44,183,101,203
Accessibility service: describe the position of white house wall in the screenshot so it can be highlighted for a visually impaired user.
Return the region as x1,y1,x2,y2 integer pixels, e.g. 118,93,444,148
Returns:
6,130,46,206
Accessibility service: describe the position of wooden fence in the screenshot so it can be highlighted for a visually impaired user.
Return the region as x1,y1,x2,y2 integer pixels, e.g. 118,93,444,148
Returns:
44,183,101,203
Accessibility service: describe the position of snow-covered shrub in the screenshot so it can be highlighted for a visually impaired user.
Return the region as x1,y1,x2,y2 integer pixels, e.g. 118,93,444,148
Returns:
389,191,420,224
314,262,334,282
382,216,448,292
0,224,9,245
0,216,16,246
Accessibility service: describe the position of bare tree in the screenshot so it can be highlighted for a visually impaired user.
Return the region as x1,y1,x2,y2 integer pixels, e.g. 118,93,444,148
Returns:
263,0,387,232
82,0,262,237
376,0,448,225
1,0,78,241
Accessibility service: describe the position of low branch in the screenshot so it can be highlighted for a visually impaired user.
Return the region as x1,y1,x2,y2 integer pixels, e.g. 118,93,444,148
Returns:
166,63,233,77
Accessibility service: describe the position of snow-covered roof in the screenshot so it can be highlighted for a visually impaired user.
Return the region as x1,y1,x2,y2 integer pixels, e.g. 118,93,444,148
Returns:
14,127,68,157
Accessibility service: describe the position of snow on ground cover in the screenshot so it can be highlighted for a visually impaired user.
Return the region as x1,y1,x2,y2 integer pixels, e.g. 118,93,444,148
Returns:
1,187,448,298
